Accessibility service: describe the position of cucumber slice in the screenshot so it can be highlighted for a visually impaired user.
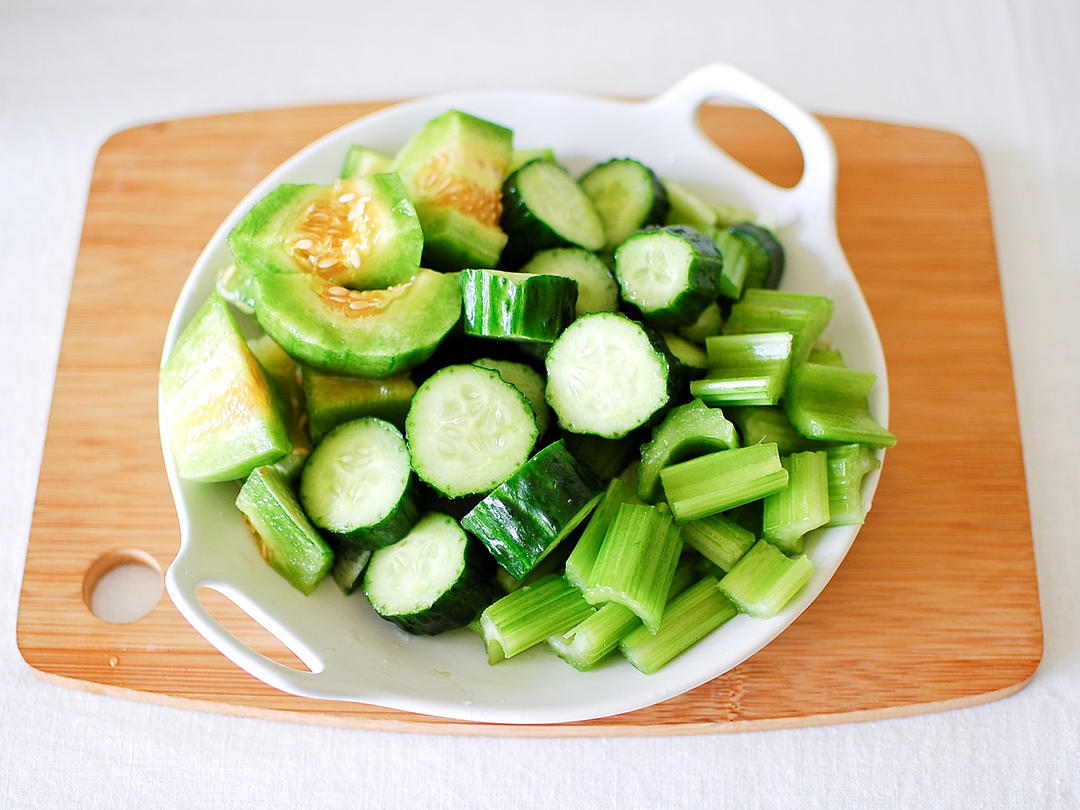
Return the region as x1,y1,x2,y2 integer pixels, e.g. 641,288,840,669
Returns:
340,146,392,179
236,466,334,595
730,222,785,290
508,147,556,173
519,248,619,315
712,227,771,300
363,512,497,635
545,312,671,439
472,357,552,434
329,542,372,595
253,268,462,379
299,418,420,549
228,173,423,290
613,226,723,328
460,268,577,343
301,367,416,442
391,109,512,270
405,364,539,497
160,294,291,483
579,158,669,251
501,159,606,259
677,301,724,344
461,440,602,580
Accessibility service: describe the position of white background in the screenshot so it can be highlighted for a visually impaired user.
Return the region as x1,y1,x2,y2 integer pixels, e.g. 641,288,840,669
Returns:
2,1,1078,807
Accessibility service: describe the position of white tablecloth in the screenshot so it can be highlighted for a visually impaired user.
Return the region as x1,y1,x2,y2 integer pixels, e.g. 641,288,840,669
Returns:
3,1,1077,807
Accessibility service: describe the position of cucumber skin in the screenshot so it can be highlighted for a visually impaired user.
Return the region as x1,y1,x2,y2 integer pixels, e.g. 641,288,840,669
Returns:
500,160,604,263
460,269,578,343
614,225,724,329
367,533,499,636
462,440,603,581
730,223,785,290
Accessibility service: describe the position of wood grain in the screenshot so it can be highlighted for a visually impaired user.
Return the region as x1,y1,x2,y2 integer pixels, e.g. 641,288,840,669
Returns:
16,103,1042,735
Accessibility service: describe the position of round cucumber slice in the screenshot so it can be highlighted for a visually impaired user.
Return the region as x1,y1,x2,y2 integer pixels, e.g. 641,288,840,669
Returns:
501,160,605,257
519,248,619,315
406,364,539,497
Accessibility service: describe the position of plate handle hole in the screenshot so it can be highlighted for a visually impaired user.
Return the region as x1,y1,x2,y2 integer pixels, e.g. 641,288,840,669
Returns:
698,104,805,190
195,585,314,674
83,549,163,623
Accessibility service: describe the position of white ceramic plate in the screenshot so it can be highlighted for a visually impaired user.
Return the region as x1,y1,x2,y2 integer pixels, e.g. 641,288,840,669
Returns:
161,64,888,725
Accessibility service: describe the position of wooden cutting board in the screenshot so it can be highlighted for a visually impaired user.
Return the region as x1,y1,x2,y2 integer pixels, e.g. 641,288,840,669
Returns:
16,103,1042,735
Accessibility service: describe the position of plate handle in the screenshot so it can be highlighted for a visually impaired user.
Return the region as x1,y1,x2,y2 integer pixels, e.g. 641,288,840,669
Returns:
647,63,837,217
165,548,324,695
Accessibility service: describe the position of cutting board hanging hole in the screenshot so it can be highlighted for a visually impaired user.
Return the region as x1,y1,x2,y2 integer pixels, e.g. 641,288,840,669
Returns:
83,550,163,624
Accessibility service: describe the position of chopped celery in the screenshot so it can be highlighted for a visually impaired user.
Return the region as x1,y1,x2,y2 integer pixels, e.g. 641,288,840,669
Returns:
808,344,845,367
726,405,828,454
783,363,896,447
762,451,830,554
582,503,684,633
718,539,814,619
636,399,739,502
660,443,788,523
662,178,718,232
619,576,738,674
564,478,640,590
713,228,770,300
690,331,793,406
723,289,833,365
480,575,594,662
680,513,756,571
826,443,881,526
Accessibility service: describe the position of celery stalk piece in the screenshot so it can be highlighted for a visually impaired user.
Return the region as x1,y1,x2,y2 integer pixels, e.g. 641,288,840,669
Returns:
662,178,718,232
479,575,594,663
783,363,896,447
564,477,640,590
636,399,739,503
808,344,845,367
726,405,828,455
712,229,770,300
762,450,831,554
680,513,757,571
619,576,738,674
690,331,794,406
718,539,814,619
582,503,684,633
550,552,700,670
826,443,881,526
660,443,788,523
722,289,833,365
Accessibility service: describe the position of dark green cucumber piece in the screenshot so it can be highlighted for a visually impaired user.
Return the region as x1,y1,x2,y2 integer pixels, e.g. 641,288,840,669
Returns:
253,268,462,379
722,289,833,366
712,227,771,300
560,429,643,482
501,159,606,260
613,225,722,328
730,222,784,290
677,301,724,344
406,364,538,498
545,312,671,439
391,109,512,270
247,334,311,479
660,331,709,378
340,146,392,179
236,466,333,595
636,399,739,503
301,367,416,442
783,363,896,447
461,440,603,580
472,357,552,434
519,248,619,314
718,538,814,619
363,512,498,635
460,268,577,343
329,542,372,595
160,294,291,483
299,418,420,549
228,173,423,290
579,158,669,252
215,263,256,313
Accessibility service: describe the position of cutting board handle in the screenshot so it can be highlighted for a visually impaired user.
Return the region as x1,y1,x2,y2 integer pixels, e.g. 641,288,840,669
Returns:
647,63,837,218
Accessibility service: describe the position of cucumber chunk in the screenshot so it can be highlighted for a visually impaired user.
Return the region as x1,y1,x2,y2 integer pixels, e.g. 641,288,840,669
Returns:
501,159,606,259
161,294,291,482
299,418,420,549
460,268,577,343
614,225,723,328
236,466,334,595
253,268,462,379
406,364,539,497
519,248,619,315
579,158,669,252
363,512,497,635
545,312,671,439
228,173,423,290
